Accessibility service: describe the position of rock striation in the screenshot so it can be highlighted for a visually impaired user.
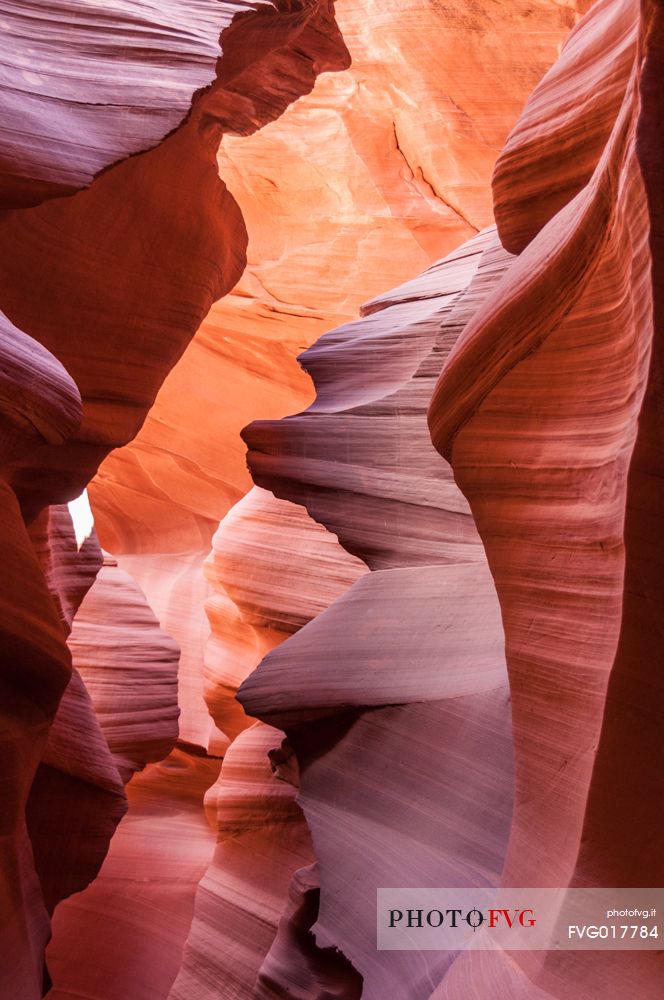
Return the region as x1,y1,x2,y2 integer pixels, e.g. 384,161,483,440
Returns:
0,0,239,207
171,486,365,997
239,229,515,997
229,1,664,997
88,0,583,758
170,723,317,1000
68,554,181,782
0,0,350,522
428,0,664,995
47,747,221,1000
0,2,352,997
4,1,662,999
0,312,82,999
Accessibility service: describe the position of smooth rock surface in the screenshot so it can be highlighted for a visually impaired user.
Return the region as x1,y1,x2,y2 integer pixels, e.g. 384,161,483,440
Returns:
173,486,365,996
240,230,516,997
429,0,663,994
47,749,221,1000
69,554,181,781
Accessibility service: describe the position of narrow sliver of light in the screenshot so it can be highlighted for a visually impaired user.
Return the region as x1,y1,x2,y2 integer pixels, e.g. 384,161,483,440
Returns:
68,489,94,550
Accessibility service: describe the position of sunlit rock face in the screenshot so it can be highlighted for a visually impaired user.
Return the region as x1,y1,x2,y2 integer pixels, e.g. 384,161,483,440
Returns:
231,1,663,997
68,554,180,782
425,0,661,995
88,0,585,762
4,1,660,999
170,486,365,996
1,0,350,523
0,2,351,997
240,229,516,998
85,0,355,749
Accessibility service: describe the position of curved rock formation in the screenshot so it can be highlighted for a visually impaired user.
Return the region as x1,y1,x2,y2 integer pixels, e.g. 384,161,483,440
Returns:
427,0,662,995
6,1,662,999
171,486,365,996
169,723,315,1000
254,860,363,999
203,485,366,742
88,0,582,755
68,554,180,781
492,0,636,253
0,3,351,996
239,229,516,997
23,508,129,930
47,747,221,1000
230,3,664,996
430,0,655,891
27,668,127,918
25,507,178,995
29,504,102,632
0,0,235,207
0,0,350,522
0,311,83,999
83,0,352,750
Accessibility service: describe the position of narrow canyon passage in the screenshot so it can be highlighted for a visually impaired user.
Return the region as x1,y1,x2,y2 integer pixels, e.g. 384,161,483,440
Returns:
47,750,221,1000
1,2,662,999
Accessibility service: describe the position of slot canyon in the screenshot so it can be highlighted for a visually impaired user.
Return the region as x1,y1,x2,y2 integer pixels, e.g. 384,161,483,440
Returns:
0,1,662,998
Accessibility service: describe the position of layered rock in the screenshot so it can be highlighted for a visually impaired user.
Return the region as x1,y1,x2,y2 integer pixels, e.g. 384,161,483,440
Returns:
22,508,126,927
0,312,81,999
89,0,583,756
68,554,180,781
427,0,664,995
0,0,240,207
71,14,588,985
239,229,515,997
82,0,352,750
27,668,127,919
29,503,102,631
47,748,221,1000
492,0,636,252
0,3,352,996
203,486,367,742
0,0,350,522
20,501,179,994
171,486,365,996
99,551,219,750
21,499,182,999
5,1,660,999
169,723,315,1000
230,3,664,997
